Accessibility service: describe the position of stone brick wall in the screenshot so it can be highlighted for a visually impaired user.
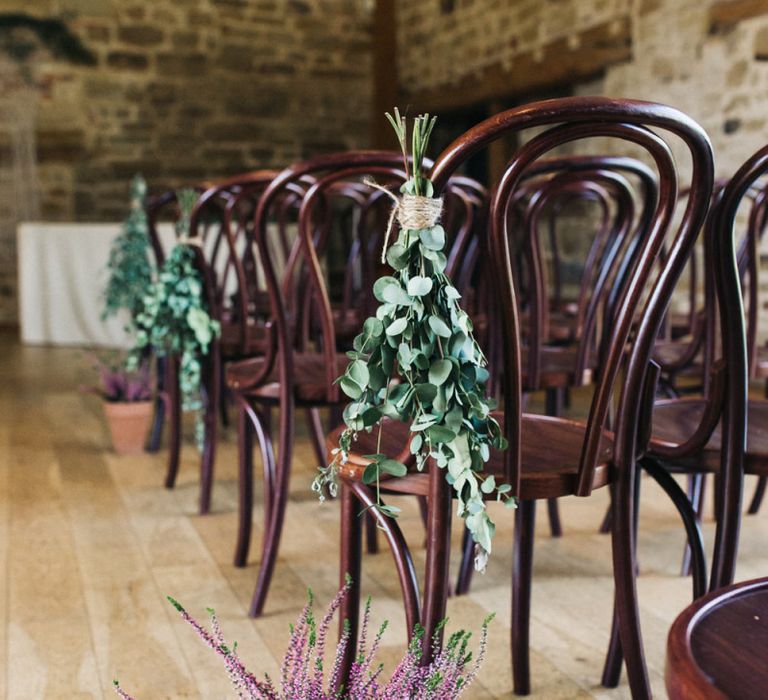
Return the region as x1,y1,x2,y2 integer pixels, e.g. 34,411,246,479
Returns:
0,0,372,324
396,0,768,180
397,0,630,102
396,0,768,325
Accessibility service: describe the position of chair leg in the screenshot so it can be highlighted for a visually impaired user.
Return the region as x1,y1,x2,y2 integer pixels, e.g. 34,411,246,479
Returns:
219,378,230,429
199,348,221,515
234,400,254,568
602,466,642,689
608,471,651,699
598,505,612,534
747,476,767,514
642,460,707,597
417,495,429,529
336,481,362,693
455,526,475,595
364,512,379,555
305,407,327,466
349,482,421,636
680,473,706,577
234,402,277,568
164,356,182,490
544,388,563,538
421,463,453,664
249,394,295,617
546,499,562,538
512,499,536,696
147,356,166,453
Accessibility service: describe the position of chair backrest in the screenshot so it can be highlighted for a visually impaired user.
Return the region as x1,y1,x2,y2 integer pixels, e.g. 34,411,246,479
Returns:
252,151,410,404
520,167,639,388
182,171,281,354
703,145,766,587
251,151,487,405
430,97,714,498
146,189,184,268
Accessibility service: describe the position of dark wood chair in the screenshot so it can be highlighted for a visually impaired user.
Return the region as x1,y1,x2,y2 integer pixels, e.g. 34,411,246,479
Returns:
602,144,766,690
227,151,490,617
144,173,281,514
666,576,768,700
225,152,417,618
330,97,714,699
455,156,661,593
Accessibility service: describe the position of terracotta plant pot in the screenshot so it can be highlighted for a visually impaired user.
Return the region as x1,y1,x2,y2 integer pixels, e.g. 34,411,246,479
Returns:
102,400,153,454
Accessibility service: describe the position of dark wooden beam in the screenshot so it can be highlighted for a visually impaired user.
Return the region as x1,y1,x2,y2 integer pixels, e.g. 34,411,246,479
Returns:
709,0,768,33
400,18,631,114
371,0,397,148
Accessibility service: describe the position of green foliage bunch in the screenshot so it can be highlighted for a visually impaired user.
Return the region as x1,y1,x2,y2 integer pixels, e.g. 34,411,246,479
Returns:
102,175,153,334
314,111,513,571
133,189,220,442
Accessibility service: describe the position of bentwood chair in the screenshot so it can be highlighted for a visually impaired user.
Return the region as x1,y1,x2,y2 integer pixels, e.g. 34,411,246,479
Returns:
225,152,417,617
227,151,490,617
455,156,660,593
145,173,280,514
601,145,760,691
330,97,714,699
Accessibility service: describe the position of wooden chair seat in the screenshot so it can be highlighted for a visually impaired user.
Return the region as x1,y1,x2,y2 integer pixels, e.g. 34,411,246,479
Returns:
652,338,700,369
650,398,768,472
226,352,349,404
520,346,594,387
219,321,267,356
330,413,613,500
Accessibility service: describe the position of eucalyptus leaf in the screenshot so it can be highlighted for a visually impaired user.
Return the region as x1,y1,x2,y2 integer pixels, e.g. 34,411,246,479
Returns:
419,225,445,251
407,275,433,296
339,375,363,399
428,315,452,338
373,276,399,302
378,459,407,477
386,317,408,336
347,360,370,389
429,358,453,385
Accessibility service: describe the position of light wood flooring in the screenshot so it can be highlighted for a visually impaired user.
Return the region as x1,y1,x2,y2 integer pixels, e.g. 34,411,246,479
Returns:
1,332,767,698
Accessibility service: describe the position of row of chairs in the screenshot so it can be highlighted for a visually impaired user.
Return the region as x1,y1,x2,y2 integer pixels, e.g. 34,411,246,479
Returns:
142,96,765,698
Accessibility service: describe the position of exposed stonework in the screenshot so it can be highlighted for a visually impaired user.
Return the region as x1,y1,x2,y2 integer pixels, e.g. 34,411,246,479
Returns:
0,0,373,324
395,0,768,320
397,0,632,105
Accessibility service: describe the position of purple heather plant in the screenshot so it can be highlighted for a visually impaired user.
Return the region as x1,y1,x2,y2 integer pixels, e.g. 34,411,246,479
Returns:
113,580,492,699
82,354,152,403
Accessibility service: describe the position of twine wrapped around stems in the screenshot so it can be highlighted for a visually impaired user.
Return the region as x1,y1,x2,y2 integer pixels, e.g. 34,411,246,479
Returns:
365,178,444,262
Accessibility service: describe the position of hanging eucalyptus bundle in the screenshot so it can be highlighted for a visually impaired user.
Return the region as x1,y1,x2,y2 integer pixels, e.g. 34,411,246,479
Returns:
102,174,153,333
133,188,220,444
314,111,513,571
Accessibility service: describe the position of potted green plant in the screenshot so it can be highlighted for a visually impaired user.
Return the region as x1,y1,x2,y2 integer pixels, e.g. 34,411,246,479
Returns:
99,174,155,452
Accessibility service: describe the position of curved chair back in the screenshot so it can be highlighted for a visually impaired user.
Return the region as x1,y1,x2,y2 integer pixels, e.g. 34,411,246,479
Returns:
430,97,714,499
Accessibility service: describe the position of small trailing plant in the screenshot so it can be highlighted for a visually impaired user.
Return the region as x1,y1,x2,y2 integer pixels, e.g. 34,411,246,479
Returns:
313,110,512,572
82,354,152,403
133,188,220,444
113,580,492,699
102,175,154,334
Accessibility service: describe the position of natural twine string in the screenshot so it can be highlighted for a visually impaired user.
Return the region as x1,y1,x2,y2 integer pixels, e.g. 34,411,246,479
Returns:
364,178,444,262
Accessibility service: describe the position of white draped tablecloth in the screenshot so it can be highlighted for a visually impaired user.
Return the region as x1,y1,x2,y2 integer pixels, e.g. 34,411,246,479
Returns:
17,222,174,348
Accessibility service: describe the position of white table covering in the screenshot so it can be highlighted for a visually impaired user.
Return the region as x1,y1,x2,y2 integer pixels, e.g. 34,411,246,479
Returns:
18,222,175,348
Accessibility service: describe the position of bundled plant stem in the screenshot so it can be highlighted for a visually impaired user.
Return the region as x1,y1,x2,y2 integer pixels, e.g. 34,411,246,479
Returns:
314,110,513,571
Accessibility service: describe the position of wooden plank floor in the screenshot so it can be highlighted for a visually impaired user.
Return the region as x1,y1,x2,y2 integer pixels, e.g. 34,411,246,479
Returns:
2,331,767,699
